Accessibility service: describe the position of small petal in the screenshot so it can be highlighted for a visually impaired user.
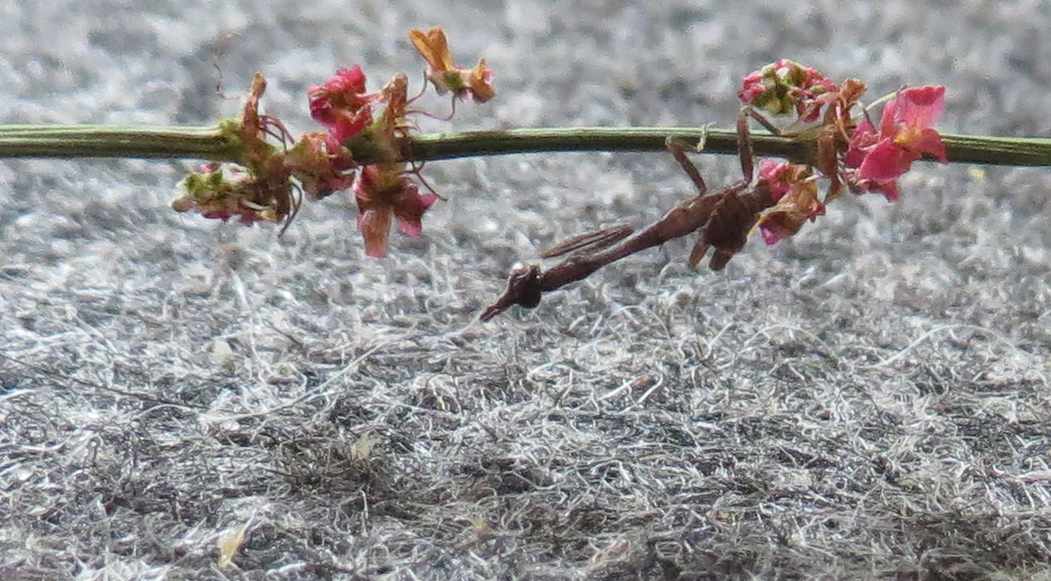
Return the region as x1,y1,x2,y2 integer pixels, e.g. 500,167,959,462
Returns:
329,107,373,144
756,179,824,245
394,188,439,237
379,73,410,128
844,119,879,168
911,127,948,162
285,132,356,199
894,85,945,129
329,66,367,93
409,27,455,73
352,165,439,255
758,159,795,201
467,59,495,103
879,95,899,138
857,138,918,182
353,165,383,207
357,207,393,257
852,177,901,202
737,71,767,104
758,159,783,176
759,222,791,246
874,179,900,202
241,73,267,140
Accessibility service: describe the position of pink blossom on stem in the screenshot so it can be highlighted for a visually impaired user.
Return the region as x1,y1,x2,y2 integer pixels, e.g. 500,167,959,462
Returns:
308,66,378,143
845,85,948,200
353,165,439,257
738,59,839,121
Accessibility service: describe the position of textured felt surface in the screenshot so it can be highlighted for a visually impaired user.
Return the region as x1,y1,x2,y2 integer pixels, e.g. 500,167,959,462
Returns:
2,2,1050,579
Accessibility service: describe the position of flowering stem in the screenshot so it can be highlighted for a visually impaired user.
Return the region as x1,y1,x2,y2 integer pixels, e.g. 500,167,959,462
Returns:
1,124,1049,168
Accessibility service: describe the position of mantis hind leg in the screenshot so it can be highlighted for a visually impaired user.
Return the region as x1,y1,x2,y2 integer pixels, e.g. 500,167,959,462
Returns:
540,223,634,259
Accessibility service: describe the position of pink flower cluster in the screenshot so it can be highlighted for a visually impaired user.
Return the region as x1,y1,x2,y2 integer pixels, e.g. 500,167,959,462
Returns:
738,59,839,122
739,60,948,248
305,66,434,256
845,86,948,200
308,66,379,147
299,28,493,257
174,27,493,259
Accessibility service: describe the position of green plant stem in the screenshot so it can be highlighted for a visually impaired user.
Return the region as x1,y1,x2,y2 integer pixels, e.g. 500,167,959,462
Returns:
397,129,1051,167
0,125,242,161
1,124,1050,168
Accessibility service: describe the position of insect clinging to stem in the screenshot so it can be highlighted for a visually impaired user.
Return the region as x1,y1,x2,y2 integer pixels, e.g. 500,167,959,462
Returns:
481,108,778,321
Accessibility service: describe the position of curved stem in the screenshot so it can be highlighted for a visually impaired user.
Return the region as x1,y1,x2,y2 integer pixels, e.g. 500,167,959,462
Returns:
0,124,1049,168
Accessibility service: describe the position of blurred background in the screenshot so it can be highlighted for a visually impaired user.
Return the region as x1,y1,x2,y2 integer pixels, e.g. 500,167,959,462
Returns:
2,1,1049,579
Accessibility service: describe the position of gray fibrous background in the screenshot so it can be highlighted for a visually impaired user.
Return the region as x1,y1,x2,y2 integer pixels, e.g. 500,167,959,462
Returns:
2,2,1050,579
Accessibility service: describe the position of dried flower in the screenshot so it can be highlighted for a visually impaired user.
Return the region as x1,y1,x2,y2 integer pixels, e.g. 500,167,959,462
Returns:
171,163,286,225
238,73,285,170
758,158,798,202
409,27,494,103
379,73,410,131
285,132,356,200
172,74,297,226
754,161,825,245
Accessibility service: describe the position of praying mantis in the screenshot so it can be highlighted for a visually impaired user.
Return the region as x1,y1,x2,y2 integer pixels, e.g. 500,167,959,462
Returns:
481,109,779,321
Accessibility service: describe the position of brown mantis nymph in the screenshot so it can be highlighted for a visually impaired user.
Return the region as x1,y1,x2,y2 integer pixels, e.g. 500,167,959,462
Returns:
481,110,779,321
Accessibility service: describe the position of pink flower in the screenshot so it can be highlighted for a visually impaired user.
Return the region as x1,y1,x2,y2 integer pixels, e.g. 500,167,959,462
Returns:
847,173,901,201
285,132,357,200
353,165,439,257
738,59,839,121
758,159,796,201
308,66,379,143
844,118,879,168
845,85,947,200
738,70,767,104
